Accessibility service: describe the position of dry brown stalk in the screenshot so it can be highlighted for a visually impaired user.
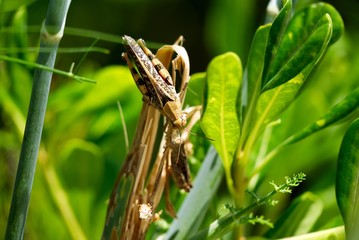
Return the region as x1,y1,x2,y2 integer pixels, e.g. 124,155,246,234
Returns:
102,36,196,240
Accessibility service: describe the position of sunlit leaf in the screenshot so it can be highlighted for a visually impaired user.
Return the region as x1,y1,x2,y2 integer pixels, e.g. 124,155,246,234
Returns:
256,71,304,127
241,24,271,141
47,66,141,136
201,52,242,183
336,118,359,239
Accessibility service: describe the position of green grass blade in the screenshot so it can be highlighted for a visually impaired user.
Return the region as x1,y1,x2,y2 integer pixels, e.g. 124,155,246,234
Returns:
336,118,359,239
0,55,96,83
265,192,323,238
165,146,223,240
201,52,242,193
5,1,72,239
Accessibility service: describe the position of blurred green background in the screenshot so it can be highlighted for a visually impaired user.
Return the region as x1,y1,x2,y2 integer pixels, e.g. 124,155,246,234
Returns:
1,0,359,239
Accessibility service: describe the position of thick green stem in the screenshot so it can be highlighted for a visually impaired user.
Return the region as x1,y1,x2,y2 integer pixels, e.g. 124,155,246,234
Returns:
5,1,71,239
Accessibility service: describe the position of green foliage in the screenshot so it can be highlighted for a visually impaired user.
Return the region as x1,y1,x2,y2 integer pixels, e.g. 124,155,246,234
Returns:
1,0,359,239
336,118,359,239
201,52,242,194
190,173,307,239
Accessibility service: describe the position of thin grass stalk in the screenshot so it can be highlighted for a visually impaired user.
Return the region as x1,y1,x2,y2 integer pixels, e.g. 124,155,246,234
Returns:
5,1,72,239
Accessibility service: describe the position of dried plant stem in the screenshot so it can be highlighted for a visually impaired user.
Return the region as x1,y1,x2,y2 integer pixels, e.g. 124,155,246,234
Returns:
102,36,191,240
102,103,161,239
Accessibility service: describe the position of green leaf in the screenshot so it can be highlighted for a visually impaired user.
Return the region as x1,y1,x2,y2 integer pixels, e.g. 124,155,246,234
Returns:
297,2,344,46
254,88,359,175
255,13,334,127
287,87,359,145
241,24,271,142
201,52,242,190
263,9,333,91
265,192,323,238
48,65,140,136
336,118,359,239
256,71,305,127
242,24,271,117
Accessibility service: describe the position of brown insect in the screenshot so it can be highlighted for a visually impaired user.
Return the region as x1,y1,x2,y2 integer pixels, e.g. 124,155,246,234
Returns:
122,35,186,128
166,125,192,192
122,36,195,218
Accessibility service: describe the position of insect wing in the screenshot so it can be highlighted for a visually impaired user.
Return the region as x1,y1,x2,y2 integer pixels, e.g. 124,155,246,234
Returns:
123,36,178,104
138,39,174,86
168,127,192,192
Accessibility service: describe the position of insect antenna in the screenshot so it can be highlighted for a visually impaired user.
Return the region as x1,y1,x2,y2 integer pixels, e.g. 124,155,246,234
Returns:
182,127,215,142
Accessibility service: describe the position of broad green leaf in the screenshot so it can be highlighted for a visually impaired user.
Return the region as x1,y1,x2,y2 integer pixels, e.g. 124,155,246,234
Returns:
165,146,223,240
263,10,333,91
256,14,333,127
336,118,359,239
256,71,304,127
286,87,359,145
296,2,344,45
48,66,141,137
201,52,242,189
265,192,323,238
